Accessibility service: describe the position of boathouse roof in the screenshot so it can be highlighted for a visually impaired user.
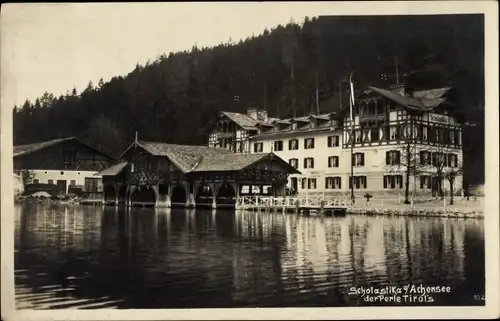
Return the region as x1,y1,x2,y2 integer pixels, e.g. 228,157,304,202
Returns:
107,140,300,176
191,152,299,173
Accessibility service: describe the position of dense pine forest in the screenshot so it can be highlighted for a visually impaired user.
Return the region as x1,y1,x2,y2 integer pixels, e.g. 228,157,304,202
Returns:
12,15,485,185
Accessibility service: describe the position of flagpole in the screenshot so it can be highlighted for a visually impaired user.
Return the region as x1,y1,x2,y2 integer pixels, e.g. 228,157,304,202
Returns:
349,73,355,205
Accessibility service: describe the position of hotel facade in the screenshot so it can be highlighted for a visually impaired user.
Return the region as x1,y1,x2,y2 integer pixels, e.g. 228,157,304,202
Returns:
208,84,464,198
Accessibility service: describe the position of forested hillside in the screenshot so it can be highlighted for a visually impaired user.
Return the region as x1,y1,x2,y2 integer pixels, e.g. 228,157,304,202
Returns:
12,14,484,184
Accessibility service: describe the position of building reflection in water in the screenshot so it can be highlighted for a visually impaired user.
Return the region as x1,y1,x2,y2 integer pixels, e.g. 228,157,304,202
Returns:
15,204,484,308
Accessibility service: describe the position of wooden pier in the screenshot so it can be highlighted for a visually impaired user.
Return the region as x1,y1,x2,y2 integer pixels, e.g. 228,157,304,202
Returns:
235,196,350,216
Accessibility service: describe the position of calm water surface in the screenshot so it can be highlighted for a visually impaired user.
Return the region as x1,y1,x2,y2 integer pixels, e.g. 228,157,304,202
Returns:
14,203,485,309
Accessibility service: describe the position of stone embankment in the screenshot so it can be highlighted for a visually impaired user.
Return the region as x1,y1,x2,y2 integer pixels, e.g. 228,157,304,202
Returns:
347,207,483,218
346,198,484,218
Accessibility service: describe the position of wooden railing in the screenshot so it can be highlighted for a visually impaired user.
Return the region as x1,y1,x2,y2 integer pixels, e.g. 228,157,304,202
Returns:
236,196,350,209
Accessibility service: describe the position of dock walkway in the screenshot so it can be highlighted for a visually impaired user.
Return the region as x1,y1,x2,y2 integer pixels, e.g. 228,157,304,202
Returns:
235,196,350,216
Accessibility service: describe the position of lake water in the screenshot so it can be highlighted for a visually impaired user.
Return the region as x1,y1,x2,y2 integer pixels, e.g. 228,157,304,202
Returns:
14,203,485,309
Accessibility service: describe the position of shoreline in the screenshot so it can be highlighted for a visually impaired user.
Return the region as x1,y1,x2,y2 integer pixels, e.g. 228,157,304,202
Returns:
15,198,484,219
346,207,484,219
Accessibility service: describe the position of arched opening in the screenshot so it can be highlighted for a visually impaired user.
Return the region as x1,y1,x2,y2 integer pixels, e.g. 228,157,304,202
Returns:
217,184,236,208
130,185,156,207
195,184,213,208
103,185,117,204
171,185,187,207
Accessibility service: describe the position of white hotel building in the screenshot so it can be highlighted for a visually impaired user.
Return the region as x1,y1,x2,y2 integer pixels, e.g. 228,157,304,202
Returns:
207,84,464,198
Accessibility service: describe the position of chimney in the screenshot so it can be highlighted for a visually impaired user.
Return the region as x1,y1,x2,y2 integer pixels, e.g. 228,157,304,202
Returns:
390,83,405,96
247,108,258,120
257,109,268,121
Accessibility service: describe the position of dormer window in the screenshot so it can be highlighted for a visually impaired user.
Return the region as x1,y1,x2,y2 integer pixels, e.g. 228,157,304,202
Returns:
292,122,297,130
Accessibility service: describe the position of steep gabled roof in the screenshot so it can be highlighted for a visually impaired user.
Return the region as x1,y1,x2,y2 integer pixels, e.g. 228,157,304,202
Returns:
221,111,259,130
13,137,114,159
98,162,129,176
14,137,75,157
368,86,427,111
412,87,451,100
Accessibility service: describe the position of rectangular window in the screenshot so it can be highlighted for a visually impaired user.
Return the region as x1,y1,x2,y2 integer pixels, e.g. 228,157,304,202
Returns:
48,179,54,185
327,135,340,147
304,138,315,149
273,140,283,151
447,153,458,167
449,130,456,145
370,128,379,142
420,175,432,189
253,143,263,153
63,150,76,164
236,142,243,153
403,124,413,140
383,175,403,189
349,176,367,189
33,179,40,184
288,139,299,150
292,123,298,130
301,178,307,189
352,153,365,166
386,150,401,165
289,158,298,169
328,156,339,168
325,177,342,189
442,129,450,144
389,126,399,140
428,127,436,143
307,178,317,189
70,180,76,186
417,125,424,140
85,177,99,192
455,131,461,146
432,152,447,166
355,129,362,143
304,157,315,169
435,128,445,144
420,151,431,165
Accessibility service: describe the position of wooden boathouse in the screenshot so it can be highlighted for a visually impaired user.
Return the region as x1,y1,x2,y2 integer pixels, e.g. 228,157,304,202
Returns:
99,138,302,209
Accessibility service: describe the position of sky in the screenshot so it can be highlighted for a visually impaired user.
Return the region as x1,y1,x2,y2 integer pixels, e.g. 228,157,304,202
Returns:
0,2,492,110
0,2,325,109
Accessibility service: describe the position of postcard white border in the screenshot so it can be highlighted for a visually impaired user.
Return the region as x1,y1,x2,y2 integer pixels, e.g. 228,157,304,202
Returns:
2,1,499,320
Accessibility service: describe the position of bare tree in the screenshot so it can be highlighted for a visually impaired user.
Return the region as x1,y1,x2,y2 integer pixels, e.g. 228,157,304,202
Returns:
443,159,463,205
20,169,35,186
386,140,423,204
427,143,462,201
385,119,427,204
